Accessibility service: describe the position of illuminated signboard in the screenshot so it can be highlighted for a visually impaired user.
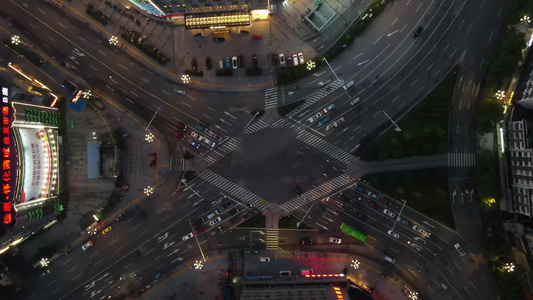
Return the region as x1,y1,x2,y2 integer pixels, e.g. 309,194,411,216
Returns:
1,86,15,227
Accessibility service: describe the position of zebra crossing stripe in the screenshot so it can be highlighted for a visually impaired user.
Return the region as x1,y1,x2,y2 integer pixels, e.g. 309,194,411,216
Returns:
265,87,278,110
244,120,270,134
297,131,352,164
448,153,476,167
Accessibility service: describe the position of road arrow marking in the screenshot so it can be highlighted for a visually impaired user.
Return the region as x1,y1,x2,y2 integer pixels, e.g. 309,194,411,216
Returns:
239,236,246,240
387,29,399,37
288,91,294,96
224,111,236,119
357,59,369,66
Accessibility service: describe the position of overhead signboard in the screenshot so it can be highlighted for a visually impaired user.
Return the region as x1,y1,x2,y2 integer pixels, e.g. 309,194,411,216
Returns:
1,86,15,228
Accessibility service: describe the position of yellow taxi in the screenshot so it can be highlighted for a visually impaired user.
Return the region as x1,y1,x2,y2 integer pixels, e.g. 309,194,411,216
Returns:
101,226,113,235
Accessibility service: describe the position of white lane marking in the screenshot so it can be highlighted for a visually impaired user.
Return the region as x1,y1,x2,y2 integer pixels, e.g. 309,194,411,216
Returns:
353,53,362,60
28,23,36,29
43,43,51,49
58,22,66,28
110,78,119,84
67,266,78,273
72,274,81,281
89,65,97,71
161,216,170,222
114,245,125,252
98,49,106,56
48,37,56,43
109,238,119,245
162,90,170,95
389,247,399,253
466,23,472,34
182,102,191,107
118,64,128,71
38,8,47,14
207,107,216,112
89,252,98,258
203,114,212,120
52,288,61,294
126,98,134,104
187,94,196,100
79,37,87,43
131,91,139,97
46,280,56,286
416,2,423,12
140,77,149,83
391,17,398,26
374,36,381,44
156,208,165,214
62,259,71,265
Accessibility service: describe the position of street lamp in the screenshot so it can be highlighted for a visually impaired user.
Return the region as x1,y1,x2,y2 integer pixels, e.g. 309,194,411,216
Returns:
181,74,190,84
194,260,203,269
495,90,506,100
382,110,401,132
11,35,20,45
501,262,515,273
109,36,119,46
390,199,407,231
307,61,316,71
521,15,531,25
39,258,49,268
144,186,154,195
82,90,92,99
145,132,155,143
350,259,360,270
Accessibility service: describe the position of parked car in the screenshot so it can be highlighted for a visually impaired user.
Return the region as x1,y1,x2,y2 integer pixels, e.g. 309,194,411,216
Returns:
174,131,185,140
412,225,430,237
279,54,285,65
252,54,258,68
387,230,399,239
205,57,212,70
251,35,262,40
366,200,378,210
174,88,185,95
454,243,466,256
204,138,216,148
209,217,222,226
82,241,94,251
413,26,423,37
213,37,225,42
225,57,231,68
287,55,293,66
397,216,409,226
196,124,209,133
332,117,346,127
356,212,368,221
101,226,113,235
238,55,244,68
298,52,304,64
232,56,238,69
292,54,299,66
182,232,194,241
318,116,331,126
189,140,200,148
328,237,342,244
300,237,313,245
191,57,198,70
308,112,322,123
175,121,188,132
294,183,302,195
383,209,396,218
323,104,335,113
191,132,201,140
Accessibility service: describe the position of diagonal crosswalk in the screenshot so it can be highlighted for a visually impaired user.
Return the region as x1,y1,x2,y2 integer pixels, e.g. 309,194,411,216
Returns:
243,119,270,135
202,136,243,166
448,153,476,167
280,174,353,212
264,87,279,110
199,170,269,210
266,228,279,250
272,79,344,127
296,130,352,164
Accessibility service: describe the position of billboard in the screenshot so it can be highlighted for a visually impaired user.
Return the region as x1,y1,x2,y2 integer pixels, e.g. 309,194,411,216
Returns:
1,86,15,228
18,127,52,203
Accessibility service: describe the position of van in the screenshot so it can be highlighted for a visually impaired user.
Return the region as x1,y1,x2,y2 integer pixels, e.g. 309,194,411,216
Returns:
279,270,291,277
219,60,223,69
385,256,395,263
259,257,270,262
318,116,331,126
343,80,355,90
207,210,219,220
350,97,361,105
300,268,313,276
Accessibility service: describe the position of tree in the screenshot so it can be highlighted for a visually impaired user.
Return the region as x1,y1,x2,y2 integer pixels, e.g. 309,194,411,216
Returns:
477,97,504,134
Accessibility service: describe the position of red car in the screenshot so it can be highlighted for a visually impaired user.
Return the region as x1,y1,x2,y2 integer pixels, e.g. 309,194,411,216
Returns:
250,35,262,40
174,131,185,140
175,121,188,132
366,200,378,210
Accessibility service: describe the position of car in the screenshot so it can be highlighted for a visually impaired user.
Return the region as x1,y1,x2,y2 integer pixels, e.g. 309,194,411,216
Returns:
328,237,342,244
175,121,188,132
353,184,365,193
251,35,262,40
279,54,285,65
380,198,393,207
318,116,331,126
182,232,194,241
407,241,423,251
454,243,466,256
190,131,201,140
196,124,209,133
189,140,200,148
412,225,430,237
292,54,299,66
101,226,113,235
205,57,212,70
383,209,396,218
193,217,205,224
238,55,244,68
397,216,409,226
204,138,216,148
208,131,223,142
174,88,185,95
323,104,335,113
298,52,304,64
232,56,238,69
387,230,399,239
191,57,198,70
259,257,270,262
332,117,346,127
356,212,368,221
366,200,378,209
300,237,313,245
308,112,322,123
39,269,51,279
174,131,185,140
252,54,258,68
225,57,231,68
194,225,206,234
213,37,225,42
229,207,239,216
82,241,94,251
295,183,302,195
367,191,379,199
350,97,361,105
413,26,423,37
221,201,232,211
209,217,222,226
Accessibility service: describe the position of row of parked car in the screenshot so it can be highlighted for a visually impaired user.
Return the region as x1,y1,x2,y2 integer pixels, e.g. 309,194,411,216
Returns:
279,52,305,67
192,55,259,70
173,121,224,149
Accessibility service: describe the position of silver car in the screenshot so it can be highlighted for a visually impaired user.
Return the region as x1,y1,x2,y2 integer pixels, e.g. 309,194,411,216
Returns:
383,209,396,218
209,217,222,226
182,232,194,241
387,230,399,239
308,112,322,123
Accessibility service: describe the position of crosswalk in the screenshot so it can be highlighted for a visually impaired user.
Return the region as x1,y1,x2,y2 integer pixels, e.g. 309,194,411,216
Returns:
264,87,278,110
297,130,352,164
266,228,279,250
448,153,476,167
280,174,353,212
243,119,270,135
202,136,243,166
272,79,344,127
199,170,269,210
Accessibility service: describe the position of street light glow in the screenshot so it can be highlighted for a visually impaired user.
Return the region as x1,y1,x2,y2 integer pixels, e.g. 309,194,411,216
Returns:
194,260,203,269
145,132,155,143
144,186,154,195
521,15,531,24
351,259,360,269
40,258,49,267
109,36,119,45
495,90,506,100
307,61,316,71
11,35,20,45
181,74,190,84
82,90,92,99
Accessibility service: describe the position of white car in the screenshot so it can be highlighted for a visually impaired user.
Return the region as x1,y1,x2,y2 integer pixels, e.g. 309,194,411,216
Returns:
204,138,216,148
387,230,399,239
323,104,335,113
191,132,201,140
408,241,423,251
298,52,304,64
383,209,396,218
308,112,322,123
412,225,430,237
209,216,222,226
454,243,466,256
279,54,285,65
232,56,238,69
182,232,194,241
349,97,361,105
82,241,93,251
332,117,346,127
328,237,342,244
292,54,299,66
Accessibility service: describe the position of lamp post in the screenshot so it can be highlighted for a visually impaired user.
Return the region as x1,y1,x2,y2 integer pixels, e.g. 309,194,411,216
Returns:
145,105,161,130
194,260,204,269
11,35,34,48
307,61,316,71
390,199,407,232
145,132,155,143
181,74,190,84
322,57,340,82
382,110,401,132
144,186,154,195
351,259,360,270
244,111,259,129
181,179,201,198
109,36,119,45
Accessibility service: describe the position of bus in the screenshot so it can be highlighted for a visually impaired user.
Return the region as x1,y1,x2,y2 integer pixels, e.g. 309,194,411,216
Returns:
340,223,367,243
